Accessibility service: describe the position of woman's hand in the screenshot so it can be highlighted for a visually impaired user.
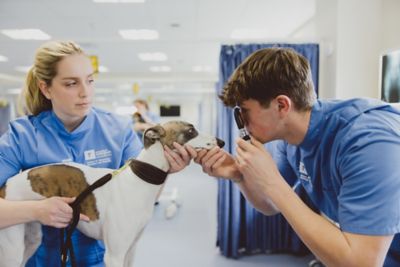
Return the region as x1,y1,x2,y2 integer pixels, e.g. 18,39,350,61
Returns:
35,197,90,228
164,142,191,173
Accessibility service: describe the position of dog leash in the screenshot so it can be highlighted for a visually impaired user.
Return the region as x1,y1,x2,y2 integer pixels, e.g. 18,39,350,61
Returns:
60,160,168,267
60,172,113,267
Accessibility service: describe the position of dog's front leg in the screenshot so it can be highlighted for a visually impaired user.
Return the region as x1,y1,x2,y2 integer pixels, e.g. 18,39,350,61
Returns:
21,222,42,266
124,228,145,267
103,221,137,267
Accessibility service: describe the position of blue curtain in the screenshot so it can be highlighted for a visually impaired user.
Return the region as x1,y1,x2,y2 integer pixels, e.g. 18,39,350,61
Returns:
216,43,319,258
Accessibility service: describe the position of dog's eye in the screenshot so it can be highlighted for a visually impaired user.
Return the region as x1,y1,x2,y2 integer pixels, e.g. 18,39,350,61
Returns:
186,128,197,137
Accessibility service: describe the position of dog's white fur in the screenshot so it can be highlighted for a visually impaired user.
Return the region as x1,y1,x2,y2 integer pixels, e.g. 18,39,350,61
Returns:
0,121,221,267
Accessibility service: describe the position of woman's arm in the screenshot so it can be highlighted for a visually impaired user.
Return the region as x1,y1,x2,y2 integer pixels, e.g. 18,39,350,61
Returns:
0,197,89,229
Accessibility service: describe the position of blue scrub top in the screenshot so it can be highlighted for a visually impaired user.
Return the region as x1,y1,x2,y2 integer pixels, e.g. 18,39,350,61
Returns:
268,98,400,265
0,107,143,266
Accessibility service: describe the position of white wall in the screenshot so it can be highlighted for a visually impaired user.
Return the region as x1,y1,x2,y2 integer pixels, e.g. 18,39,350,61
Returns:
316,0,400,100
382,0,400,51
335,0,382,99
157,91,216,135
315,0,337,99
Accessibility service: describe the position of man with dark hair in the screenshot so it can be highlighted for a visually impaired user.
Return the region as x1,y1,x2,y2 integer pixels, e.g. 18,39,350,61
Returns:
185,48,400,266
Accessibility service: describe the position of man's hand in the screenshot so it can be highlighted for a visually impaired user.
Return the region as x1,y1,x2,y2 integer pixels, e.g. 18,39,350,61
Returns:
35,197,90,228
164,142,191,173
235,137,282,189
186,145,242,181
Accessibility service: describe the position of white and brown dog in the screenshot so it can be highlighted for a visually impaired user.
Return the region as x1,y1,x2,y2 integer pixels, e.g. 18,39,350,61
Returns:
0,121,224,267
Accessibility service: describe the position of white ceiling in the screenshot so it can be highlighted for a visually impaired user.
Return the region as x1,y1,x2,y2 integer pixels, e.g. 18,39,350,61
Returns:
0,0,315,94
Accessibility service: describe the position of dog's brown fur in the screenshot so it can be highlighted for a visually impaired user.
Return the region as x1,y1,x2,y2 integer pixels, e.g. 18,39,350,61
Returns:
0,165,100,220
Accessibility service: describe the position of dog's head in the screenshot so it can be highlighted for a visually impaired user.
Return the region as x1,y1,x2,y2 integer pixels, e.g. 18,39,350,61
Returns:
143,121,224,150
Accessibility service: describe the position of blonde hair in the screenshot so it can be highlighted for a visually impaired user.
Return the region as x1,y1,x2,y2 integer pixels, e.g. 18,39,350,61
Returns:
24,41,84,115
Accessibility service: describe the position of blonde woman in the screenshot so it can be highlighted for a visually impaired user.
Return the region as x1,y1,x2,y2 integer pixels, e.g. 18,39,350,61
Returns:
0,41,190,266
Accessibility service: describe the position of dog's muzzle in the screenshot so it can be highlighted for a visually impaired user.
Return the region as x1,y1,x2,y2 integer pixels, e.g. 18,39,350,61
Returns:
217,138,225,148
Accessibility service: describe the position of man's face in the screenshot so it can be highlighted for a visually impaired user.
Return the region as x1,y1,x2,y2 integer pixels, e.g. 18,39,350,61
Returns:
239,99,281,143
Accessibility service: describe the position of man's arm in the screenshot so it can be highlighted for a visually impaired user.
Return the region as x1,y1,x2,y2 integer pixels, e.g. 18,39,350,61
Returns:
236,178,280,215
235,137,393,266
268,179,392,266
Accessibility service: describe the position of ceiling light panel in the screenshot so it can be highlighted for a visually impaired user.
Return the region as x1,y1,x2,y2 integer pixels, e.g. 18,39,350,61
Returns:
149,66,171,72
98,65,109,73
138,52,167,61
119,29,159,40
192,65,213,72
1,29,51,40
0,55,8,62
15,66,32,73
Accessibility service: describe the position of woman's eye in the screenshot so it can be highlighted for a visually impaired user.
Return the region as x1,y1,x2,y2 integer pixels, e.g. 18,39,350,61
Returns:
88,79,94,84
65,82,77,87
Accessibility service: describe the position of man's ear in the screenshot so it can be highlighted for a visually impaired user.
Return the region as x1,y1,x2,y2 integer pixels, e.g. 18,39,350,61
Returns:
38,80,51,100
143,125,166,149
275,95,291,115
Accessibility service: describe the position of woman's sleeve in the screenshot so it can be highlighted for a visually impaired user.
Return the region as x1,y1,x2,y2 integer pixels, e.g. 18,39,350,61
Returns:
0,124,23,185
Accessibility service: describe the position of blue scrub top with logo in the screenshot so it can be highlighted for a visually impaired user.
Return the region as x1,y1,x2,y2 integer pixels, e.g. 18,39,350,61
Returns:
267,98,400,266
0,107,143,266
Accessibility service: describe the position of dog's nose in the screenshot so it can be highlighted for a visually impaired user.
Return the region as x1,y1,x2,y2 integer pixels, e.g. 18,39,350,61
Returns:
216,138,225,148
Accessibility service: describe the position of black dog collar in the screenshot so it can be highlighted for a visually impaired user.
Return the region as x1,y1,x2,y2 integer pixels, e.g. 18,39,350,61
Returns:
129,159,168,185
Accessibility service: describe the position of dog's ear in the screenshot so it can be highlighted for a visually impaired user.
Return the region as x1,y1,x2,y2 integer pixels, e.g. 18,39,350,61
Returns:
143,125,166,149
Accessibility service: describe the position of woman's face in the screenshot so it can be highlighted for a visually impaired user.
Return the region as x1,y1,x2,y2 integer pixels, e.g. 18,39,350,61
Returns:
41,53,94,125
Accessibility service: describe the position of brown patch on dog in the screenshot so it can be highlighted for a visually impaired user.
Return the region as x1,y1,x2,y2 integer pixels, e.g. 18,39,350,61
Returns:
28,165,99,220
0,184,6,199
143,125,166,149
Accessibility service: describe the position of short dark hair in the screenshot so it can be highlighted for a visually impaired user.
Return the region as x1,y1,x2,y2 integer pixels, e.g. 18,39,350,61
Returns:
219,47,316,111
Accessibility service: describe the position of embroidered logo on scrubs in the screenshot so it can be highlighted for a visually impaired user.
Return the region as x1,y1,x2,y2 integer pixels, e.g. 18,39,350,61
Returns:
85,149,112,166
299,162,311,182
84,149,96,160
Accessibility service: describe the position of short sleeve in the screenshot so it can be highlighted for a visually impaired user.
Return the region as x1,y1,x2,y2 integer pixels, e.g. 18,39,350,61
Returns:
0,124,24,185
338,135,400,235
265,140,298,187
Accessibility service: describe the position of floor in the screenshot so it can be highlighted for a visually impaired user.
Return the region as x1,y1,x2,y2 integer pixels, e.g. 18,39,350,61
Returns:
135,164,313,267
